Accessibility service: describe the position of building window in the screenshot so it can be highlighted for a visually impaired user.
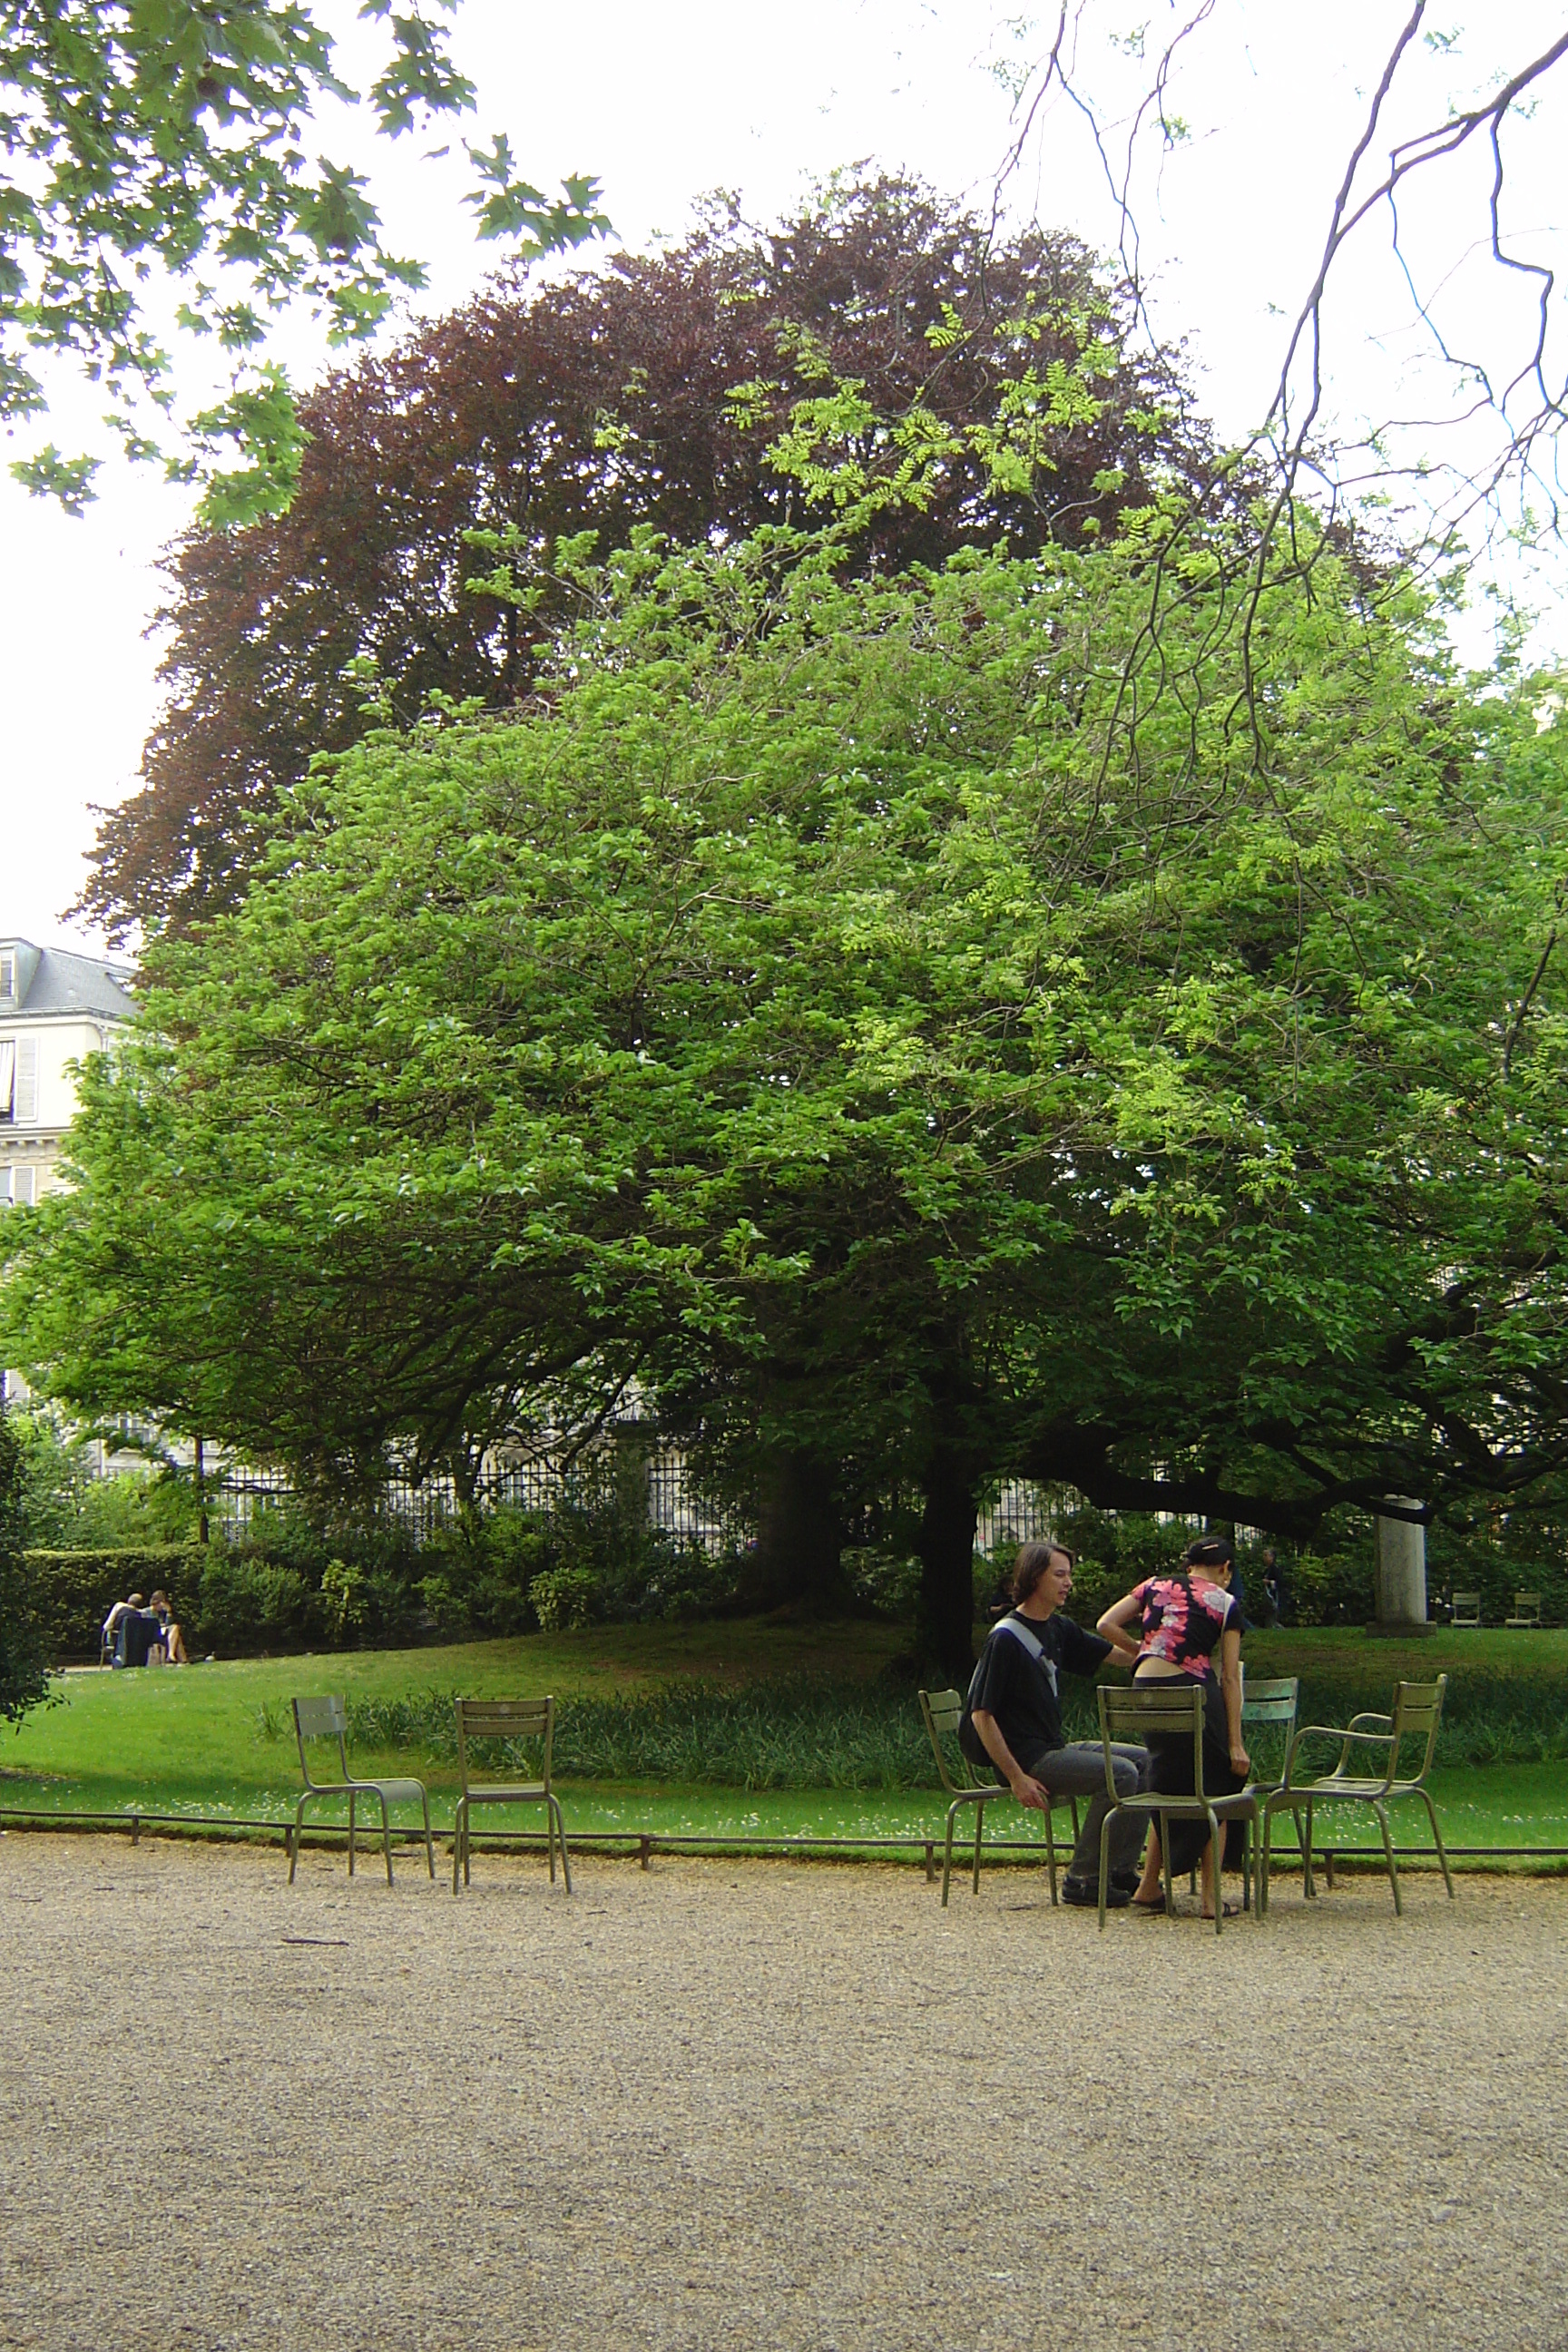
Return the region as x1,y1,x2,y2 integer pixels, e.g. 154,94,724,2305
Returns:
0,1036,37,1124
0,953,13,1001
0,1167,33,1207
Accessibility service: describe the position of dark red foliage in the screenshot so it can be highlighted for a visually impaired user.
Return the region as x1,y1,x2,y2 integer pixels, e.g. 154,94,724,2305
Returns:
84,176,1216,936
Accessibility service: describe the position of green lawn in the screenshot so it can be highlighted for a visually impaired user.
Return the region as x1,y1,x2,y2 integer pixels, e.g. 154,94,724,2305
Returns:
3,1617,1564,1861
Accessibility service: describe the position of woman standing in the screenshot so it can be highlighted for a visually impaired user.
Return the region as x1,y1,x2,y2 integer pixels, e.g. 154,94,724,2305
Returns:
1097,1534,1250,1919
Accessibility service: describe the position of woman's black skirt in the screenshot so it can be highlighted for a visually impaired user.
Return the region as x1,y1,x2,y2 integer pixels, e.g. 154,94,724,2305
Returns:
1145,1674,1247,1876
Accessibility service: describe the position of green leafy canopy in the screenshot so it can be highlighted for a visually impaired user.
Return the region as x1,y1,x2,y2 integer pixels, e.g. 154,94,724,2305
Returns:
7,511,1568,1549
1,1,608,521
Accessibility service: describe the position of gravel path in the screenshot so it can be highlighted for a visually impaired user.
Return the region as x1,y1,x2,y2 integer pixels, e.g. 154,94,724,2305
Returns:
0,1831,1563,2352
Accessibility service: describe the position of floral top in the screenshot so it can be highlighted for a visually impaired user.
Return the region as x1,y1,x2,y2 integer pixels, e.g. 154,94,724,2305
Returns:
1132,1574,1240,1680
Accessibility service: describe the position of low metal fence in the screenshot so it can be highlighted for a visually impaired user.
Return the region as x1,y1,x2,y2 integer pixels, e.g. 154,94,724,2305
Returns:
2,1801,1563,1880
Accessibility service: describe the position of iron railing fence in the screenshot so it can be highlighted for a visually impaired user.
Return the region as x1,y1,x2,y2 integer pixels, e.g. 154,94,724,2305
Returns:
212,1442,1060,1560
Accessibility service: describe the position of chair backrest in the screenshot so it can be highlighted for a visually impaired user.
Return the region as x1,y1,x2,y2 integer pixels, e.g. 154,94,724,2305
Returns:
1450,1592,1481,1627
1240,1674,1299,1725
1390,1676,1447,1784
1099,1681,1208,1798
455,1696,554,1791
292,1694,351,1788
918,1688,981,1797
1512,1592,1542,1622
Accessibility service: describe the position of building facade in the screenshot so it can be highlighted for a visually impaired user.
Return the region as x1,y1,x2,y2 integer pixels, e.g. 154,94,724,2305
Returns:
0,936,135,1207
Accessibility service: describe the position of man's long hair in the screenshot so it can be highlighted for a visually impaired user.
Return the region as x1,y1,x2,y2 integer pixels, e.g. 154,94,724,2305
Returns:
1010,1540,1075,1606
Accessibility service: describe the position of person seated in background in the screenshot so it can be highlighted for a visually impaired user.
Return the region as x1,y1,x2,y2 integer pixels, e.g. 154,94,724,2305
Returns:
113,1593,161,1669
960,1541,1154,1909
147,1590,189,1665
101,1593,138,1663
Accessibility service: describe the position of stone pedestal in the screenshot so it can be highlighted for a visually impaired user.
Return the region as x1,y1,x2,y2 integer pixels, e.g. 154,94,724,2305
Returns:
1369,1499,1432,1634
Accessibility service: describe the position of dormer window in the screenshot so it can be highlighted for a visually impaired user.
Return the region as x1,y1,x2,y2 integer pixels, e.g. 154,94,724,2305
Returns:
0,953,13,1002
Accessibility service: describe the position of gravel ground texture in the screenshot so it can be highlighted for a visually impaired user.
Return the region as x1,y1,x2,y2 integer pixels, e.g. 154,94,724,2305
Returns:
0,1831,1563,2352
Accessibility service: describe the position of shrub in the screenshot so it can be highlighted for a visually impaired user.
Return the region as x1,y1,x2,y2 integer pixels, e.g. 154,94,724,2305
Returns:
0,1415,51,1721
527,1563,595,1633
193,1553,313,1654
13,1415,200,1548
417,1506,547,1636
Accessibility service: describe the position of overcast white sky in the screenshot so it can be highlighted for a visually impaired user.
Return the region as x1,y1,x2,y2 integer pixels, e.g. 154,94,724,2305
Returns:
4,0,1565,956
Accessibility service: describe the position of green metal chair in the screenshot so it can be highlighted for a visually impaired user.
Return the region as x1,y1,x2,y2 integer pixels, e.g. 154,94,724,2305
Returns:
1505,1592,1543,1629
1259,1676,1454,1917
452,1697,571,1895
1240,1675,1299,1769
288,1694,435,1886
1449,1592,1482,1628
1095,1682,1259,1936
917,1687,1078,1908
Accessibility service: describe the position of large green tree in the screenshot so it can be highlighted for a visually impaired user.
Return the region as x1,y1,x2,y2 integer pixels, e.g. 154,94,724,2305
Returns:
7,518,1568,1671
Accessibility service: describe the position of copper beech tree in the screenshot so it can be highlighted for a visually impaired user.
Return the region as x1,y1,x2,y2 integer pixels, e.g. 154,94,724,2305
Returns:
83,176,1216,937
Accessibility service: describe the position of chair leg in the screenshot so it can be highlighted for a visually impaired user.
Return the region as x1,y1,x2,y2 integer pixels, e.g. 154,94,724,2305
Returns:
1206,1809,1223,1936
1417,1788,1455,1899
348,1789,356,1878
547,1796,557,1885
1096,1808,1114,1931
941,1801,959,1907
552,1795,572,1894
453,1799,465,1895
1161,1810,1175,1918
1374,1798,1401,1916
1259,1806,1274,1917
421,1789,435,1881
971,1802,985,1897
1302,1799,1316,1899
1044,1799,1059,1907
379,1791,395,1887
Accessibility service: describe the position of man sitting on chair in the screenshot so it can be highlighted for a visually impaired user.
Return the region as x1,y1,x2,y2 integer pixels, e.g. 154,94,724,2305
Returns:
961,1542,1152,1909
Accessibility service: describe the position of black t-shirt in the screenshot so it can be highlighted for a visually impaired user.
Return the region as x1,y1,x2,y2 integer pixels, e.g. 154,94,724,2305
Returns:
961,1610,1112,1765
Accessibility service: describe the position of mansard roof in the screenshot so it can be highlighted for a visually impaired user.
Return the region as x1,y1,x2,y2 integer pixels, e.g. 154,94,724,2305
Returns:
1,938,136,1022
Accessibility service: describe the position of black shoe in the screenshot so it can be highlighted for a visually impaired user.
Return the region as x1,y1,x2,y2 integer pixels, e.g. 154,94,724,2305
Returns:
1063,1879,1130,1908
1111,1871,1142,1896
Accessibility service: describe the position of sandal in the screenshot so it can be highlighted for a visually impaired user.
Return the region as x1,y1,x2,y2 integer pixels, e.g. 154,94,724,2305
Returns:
1200,1901,1240,1921
1131,1894,1167,1914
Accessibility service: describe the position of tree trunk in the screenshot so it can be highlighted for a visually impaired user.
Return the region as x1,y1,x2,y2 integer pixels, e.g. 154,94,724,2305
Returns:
748,1446,847,1614
916,1453,979,1684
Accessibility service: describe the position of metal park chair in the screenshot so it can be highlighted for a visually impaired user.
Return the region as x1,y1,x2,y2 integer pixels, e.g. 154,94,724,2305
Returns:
917,1688,1079,1909
1241,1675,1299,1772
1095,1682,1259,1936
452,1697,571,1895
1506,1592,1543,1629
1259,1677,1454,1918
1449,1592,1482,1628
288,1694,435,1886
